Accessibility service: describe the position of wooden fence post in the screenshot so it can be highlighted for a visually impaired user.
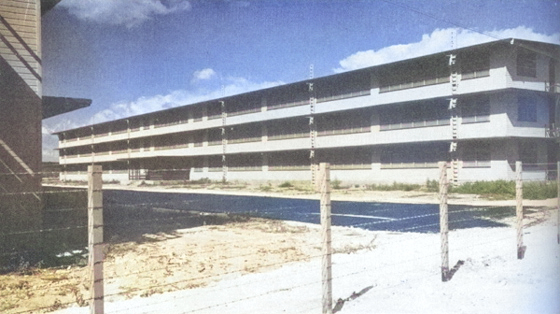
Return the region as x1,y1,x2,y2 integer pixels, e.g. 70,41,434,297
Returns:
438,161,449,282
516,161,525,259
557,161,559,244
319,163,332,314
88,165,104,314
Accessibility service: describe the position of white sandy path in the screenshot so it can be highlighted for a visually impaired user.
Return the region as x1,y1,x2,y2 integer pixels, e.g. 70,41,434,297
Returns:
55,214,560,314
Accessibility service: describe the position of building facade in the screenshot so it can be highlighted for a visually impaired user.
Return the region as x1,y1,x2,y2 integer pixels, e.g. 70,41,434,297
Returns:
55,39,560,185
1,0,90,248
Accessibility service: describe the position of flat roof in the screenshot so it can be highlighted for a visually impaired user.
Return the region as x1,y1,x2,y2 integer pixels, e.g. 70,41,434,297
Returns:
54,38,559,135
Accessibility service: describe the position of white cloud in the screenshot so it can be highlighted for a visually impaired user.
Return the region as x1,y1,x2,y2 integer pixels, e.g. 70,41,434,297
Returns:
191,68,217,83
59,0,191,28
335,27,560,72
43,76,283,160
85,76,283,125
42,76,284,136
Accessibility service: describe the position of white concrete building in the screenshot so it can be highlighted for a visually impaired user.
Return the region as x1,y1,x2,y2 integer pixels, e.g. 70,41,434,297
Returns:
55,39,560,184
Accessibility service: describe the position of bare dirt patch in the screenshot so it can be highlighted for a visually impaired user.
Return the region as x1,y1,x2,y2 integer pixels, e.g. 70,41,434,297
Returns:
0,218,375,313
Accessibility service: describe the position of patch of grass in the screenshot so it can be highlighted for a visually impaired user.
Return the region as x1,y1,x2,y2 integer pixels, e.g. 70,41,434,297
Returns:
450,180,515,197
367,182,421,192
450,180,557,200
278,181,294,188
259,185,273,192
425,179,439,192
523,181,558,200
331,178,343,190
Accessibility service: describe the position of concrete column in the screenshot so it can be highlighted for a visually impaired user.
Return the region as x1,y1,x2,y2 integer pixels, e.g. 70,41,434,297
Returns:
261,97,267,112
262,153,269,172
370,111,380,133
262,124,268,142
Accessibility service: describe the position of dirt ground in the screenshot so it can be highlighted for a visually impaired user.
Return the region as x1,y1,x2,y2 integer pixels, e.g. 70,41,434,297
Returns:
0,217,377,313
1,185,556,313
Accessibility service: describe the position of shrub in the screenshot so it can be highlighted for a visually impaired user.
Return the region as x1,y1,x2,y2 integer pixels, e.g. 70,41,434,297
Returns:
278,181,294,188
425,179,439,192
523,181,558,200
368,182,421,192
449,180,558,200
450,180,515,198
331,178,343,189
259,185,273,192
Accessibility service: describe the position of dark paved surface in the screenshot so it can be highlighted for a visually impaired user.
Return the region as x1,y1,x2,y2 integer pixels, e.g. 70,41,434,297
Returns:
104,190,514,233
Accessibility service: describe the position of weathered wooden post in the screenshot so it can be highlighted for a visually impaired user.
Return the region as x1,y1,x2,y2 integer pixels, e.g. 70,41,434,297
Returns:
556,161,560,244
88,165,104,314
516,161,525,259
438,161,449,282
319,163,333,314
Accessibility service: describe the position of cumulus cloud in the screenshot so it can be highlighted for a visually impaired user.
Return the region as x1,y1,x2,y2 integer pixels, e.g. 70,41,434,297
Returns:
43,77,284,133
87,77,282,124
59,0,191,28
335,27,560,72
191,68,217,83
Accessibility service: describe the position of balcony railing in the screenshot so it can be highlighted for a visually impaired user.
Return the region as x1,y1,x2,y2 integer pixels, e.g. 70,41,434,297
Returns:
331,164,371,170
318,126,370,136
228,137,262,144
381,162,439,169
268,165,309,171
380,76,450,93
268,132,308,141
462,115,490,124
228,166,262,172
462,160,491,168
380,118,449,131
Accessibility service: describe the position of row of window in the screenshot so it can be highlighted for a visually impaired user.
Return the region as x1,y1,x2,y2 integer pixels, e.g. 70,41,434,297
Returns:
60,48,545,143
61,96,496,149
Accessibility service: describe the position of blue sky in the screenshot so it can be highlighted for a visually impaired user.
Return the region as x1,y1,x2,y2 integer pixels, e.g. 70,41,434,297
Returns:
41,0,560,161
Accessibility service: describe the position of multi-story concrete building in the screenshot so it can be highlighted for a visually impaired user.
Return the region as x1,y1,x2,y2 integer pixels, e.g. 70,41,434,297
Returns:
1,0,90,245
55,39,560,185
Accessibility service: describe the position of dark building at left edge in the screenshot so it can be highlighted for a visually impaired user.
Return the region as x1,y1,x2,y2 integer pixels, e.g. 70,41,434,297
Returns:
0,0,90,253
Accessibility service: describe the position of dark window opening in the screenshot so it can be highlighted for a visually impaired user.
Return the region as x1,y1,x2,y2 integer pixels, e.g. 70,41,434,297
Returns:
517,50,537,78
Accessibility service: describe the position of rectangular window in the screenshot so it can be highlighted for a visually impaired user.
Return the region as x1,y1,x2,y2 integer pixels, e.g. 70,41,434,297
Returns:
519,141,538,170
462,142,491,167
517,95,537,122
379,56,450,93
380,143,447,169
379,99,449,130
517,50,537,78
461,52,490,80
462,96,490,123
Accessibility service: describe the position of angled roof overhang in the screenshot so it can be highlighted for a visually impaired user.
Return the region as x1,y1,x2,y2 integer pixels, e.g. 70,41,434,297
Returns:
42,96,91,119
41,0,62,15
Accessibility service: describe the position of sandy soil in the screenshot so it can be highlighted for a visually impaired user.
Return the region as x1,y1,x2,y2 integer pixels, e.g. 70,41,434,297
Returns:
1,183,557,313
0,217,376,313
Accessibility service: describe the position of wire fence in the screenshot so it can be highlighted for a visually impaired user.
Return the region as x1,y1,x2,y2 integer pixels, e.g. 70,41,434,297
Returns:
0,162,559,314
